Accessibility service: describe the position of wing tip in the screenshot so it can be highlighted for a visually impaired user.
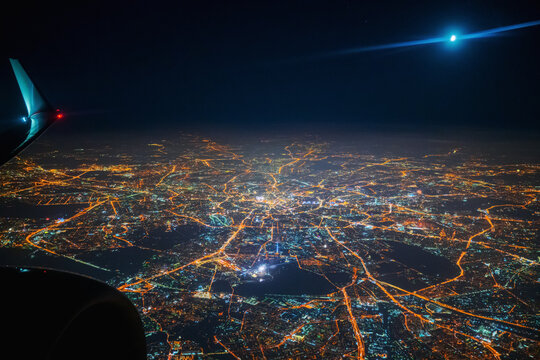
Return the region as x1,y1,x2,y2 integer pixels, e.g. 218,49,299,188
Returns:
9,58,53,115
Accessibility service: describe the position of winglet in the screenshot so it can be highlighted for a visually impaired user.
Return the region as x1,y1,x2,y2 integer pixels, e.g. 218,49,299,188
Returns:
0,59,59,166
9,58,52,116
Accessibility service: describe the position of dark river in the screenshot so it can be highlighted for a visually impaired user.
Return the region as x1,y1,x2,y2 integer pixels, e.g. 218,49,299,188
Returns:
214,262,352,297
0,199,87,219
377,241,460,291
0,248,113,281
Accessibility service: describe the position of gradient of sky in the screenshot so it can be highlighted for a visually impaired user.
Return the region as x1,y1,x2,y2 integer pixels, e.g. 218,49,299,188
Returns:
0,0,539,134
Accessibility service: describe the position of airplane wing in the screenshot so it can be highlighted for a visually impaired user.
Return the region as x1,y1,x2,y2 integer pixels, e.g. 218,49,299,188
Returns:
0,59,62,165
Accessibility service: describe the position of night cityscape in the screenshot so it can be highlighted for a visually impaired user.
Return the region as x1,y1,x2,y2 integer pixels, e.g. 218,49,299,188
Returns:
0,1,539,359
0,133,538,359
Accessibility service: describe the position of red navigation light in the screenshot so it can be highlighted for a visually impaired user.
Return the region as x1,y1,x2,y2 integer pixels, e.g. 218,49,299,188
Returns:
56,112,64,119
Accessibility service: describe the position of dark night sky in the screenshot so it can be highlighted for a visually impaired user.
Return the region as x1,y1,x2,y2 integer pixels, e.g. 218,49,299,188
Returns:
1,0,539,134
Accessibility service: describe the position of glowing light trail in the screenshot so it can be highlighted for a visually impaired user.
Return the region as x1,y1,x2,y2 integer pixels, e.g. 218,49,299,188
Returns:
460,19,540,40
333,19,540,55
